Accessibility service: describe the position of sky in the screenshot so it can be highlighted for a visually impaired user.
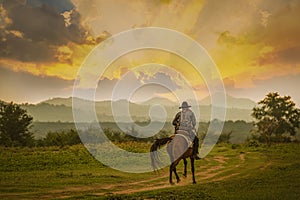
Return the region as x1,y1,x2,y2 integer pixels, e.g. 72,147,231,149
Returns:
0,0,299,105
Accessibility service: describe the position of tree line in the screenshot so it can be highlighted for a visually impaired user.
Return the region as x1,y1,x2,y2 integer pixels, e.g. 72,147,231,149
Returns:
1,92,299,147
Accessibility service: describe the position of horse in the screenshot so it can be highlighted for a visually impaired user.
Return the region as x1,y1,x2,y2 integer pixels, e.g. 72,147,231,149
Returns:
150,130,197,184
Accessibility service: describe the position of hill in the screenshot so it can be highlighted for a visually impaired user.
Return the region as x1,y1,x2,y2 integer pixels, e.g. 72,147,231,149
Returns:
42,97,74,106
13,95,257,122
139,97,177,106
199,93,257,109
42,94,256,109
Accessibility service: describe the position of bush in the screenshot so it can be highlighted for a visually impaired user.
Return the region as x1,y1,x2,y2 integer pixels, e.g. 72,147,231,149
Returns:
231,144,241,149
39,129,81,147
247,139,259,147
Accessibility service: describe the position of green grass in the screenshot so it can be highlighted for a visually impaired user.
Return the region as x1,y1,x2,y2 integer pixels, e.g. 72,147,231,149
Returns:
102,143,300,200
0,143,300,199
0,143,155,199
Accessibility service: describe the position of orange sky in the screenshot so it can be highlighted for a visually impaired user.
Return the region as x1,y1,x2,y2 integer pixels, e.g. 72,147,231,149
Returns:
0,0,299,105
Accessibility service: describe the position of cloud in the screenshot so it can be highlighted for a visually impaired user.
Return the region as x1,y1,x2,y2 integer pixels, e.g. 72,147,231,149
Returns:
95,71,182,102
189,0,300,90
71,0,205,36
0,0,92,63
259,46,300,66
248,1,300,67
0,65,73,103
27,0,74,13
211,0,300,86
0,0,110,81
77,70,183,102
217,31,247,47
225,73,300,106
223,77,235,89
1,0,299,105
138,72,181,91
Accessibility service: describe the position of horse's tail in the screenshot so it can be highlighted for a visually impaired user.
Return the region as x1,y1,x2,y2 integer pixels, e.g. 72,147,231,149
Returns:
150,137,173,172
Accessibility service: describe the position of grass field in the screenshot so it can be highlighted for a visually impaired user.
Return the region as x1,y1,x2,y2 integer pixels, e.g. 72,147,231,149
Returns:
0,142,300,199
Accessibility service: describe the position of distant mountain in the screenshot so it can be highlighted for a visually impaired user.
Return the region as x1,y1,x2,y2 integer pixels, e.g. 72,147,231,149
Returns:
42,95,257,109
42,97,79,107
139,97,177,106
199,94,256,109
21,103,73,122
42,97,177,107
13,95,257,122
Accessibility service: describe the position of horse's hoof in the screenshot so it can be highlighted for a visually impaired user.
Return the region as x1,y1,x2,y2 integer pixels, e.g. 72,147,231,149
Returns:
193,181,196,184
170,182,175,185
183,174,187,178
177,179,181,183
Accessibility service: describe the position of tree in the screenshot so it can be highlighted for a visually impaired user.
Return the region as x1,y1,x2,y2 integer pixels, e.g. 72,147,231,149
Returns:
0,101,34,146
251,92,300,145
217,131,232,144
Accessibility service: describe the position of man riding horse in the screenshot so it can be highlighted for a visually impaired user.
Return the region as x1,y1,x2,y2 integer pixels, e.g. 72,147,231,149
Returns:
172,101,200,160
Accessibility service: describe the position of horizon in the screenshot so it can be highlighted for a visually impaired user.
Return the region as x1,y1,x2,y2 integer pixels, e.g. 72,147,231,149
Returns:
1,91,299,108
0,93,258,105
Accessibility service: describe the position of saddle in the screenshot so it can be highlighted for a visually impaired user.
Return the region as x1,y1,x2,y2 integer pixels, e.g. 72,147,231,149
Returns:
174,130,193,148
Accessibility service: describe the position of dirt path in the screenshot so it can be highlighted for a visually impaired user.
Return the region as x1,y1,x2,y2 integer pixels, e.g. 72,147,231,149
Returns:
54,154,246,198
2,154,253,199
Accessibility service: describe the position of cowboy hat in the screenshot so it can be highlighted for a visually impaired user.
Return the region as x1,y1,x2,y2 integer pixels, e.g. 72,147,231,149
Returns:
179,101,191,109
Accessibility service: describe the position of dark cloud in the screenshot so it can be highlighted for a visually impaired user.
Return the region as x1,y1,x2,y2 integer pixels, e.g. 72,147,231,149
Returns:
0,32,56,62
0,0,90,62
27,0,74,13
0,65,73,103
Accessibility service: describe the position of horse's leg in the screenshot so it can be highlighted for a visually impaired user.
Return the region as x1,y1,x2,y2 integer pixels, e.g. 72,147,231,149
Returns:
190,157,196,184
174,165,181,183
169,163,174,185
183,158,187,177
170,160,180,184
